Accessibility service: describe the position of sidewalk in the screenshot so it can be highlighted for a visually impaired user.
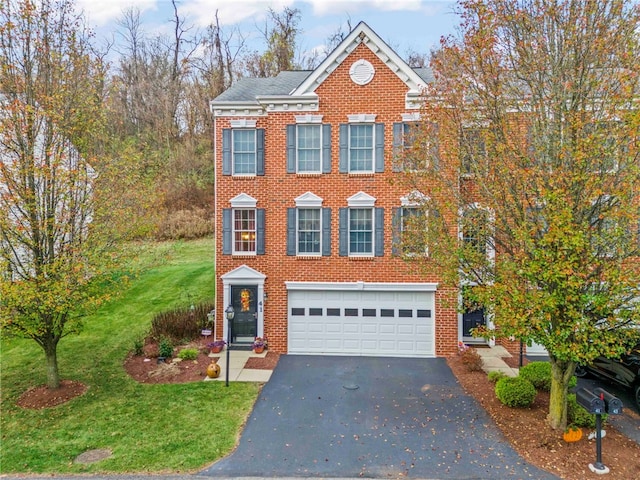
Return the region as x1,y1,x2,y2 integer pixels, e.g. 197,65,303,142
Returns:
204,349,272,383
474,345,520,377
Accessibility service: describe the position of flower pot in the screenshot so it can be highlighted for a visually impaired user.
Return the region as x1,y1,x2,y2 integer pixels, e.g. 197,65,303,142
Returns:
206,361,221,378
253,346,265,354
210,345,223,354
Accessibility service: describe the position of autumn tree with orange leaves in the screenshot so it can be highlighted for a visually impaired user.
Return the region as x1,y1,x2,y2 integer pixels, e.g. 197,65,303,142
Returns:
398,0,640,429
0,0,146,389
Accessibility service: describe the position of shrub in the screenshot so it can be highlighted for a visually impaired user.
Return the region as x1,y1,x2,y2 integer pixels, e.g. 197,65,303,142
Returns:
519,362,551,391
460,348,483,372
133,336,145,356
178,348,199,360
158,337,174,358
567,393,608,428
488,370,507,383
495,376,537,407
156,208,214,240
150,301,215,342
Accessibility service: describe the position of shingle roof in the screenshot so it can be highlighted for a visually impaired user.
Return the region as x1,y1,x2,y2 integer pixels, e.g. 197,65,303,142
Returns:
212,71,312,103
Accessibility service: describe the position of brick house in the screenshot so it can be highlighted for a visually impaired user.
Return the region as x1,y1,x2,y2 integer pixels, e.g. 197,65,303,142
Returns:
210,22,484,357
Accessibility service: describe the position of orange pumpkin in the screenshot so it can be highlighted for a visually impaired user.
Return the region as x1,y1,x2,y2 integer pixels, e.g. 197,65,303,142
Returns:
563,427,583,443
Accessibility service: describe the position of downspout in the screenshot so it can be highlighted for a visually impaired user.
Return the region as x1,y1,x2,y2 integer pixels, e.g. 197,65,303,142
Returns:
210,99,218,338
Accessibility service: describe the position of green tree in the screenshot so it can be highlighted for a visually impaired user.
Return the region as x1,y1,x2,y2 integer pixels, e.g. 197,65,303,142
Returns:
399,0,640,430
0,0,134,389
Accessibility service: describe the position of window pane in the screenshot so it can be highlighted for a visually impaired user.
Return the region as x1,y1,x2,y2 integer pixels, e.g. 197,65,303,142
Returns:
233,209,256,253
297,208,321,254
462,209,488,256
349,124,373,172
233,130,256,174
461,128,485,175
401,207,427,254
349,208,372,254
297,125,321,172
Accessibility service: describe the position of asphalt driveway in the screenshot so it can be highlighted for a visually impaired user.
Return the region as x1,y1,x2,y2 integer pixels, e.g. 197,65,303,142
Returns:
199,355,558,479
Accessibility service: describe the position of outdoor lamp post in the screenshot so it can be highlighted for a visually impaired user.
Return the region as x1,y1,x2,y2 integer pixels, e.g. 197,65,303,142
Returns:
225,305,235,387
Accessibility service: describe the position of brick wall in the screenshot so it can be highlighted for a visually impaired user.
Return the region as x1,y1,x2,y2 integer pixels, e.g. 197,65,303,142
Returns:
214,43,459,356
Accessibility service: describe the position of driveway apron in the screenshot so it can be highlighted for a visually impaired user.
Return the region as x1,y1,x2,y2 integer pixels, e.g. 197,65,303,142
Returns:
199,355,558,479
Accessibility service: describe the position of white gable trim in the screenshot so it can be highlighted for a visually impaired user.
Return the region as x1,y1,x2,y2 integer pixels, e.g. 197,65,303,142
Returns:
291,21,427,104
295,192,323,207
401,191,429,206
230,193,257,208
347,191,376,207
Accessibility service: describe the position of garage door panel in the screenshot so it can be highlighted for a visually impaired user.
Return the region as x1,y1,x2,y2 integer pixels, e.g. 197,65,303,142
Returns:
288,289,435,357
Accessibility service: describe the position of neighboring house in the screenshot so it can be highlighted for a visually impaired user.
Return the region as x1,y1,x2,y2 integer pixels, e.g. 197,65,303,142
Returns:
210,22,476,357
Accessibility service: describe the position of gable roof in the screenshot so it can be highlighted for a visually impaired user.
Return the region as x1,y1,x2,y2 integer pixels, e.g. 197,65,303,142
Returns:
210,21,432,116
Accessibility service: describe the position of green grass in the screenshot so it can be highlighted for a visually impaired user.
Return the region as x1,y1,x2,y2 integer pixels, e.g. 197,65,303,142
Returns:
0,238,261,474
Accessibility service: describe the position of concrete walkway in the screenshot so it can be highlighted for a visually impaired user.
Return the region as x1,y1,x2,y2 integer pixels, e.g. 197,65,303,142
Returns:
474,345,520,377
203,349,272,383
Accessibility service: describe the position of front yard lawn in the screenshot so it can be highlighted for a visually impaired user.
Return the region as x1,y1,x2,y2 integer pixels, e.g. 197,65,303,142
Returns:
0,239,261,474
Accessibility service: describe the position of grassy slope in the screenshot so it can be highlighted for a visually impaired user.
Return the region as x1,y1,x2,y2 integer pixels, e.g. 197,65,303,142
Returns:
0,239,261,474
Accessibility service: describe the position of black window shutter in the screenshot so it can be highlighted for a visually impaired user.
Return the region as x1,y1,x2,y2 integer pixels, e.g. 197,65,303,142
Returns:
391,207,400,256
375,123,385,172
286,208,296,256
322,124,332,173
256,208,265,254
431,122,440,170
339,208,348,256
256,129,265,175
322,208,331,256
375,207,384,256
286,125,296,173
392,123,403,172
222,208,232,254
339,124,348,173
222,129,232,175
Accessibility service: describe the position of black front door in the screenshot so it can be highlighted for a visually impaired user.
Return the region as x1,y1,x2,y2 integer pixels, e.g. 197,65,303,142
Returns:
462,307,486,338
231,285,258,343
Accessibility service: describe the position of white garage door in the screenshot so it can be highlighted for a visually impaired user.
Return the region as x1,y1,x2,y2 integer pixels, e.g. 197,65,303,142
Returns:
288,289,435,357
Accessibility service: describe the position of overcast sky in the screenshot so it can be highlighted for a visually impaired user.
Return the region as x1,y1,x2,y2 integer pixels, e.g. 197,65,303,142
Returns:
76,0,459,59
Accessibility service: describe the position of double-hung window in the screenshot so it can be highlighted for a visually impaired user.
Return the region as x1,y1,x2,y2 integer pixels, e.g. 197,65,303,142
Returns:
339,116,385,173
233,129,256,175
460,127,487,176
339,192,384,257
461,206,492,258
286,116,331,174
286,192,331,256
584,121,625,173
222,193,265,255
392,191,429,256
222,121,265,176
392,117,439,172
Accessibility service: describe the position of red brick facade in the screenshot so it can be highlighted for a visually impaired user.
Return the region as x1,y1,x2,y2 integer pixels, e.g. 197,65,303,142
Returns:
212,25,460,357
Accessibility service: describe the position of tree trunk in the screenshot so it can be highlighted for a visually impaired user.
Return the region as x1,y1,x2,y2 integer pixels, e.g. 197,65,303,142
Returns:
548,358,575,430
44,342,60,389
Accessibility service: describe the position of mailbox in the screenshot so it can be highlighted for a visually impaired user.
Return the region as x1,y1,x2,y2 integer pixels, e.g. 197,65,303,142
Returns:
593,387,623,415
575,388,605,414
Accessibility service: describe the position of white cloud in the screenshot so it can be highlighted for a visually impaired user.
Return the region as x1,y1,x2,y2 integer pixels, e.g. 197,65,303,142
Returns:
179,0,294,27
76,0,158,26
305,0,425,16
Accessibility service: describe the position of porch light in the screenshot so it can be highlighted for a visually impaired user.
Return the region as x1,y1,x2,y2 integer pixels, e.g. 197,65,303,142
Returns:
225,305,234,387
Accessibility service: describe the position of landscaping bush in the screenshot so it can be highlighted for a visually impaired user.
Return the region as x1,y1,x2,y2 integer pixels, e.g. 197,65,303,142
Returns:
488,370,507,383
518,361,577,391
459,348,484,372
495,376,537,407
567,393,608,428
178,348,199,360
519,362,552,391
150,301,215,342
158,337,174,358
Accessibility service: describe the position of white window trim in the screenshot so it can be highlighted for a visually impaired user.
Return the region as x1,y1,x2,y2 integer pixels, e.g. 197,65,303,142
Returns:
296,207,322,256
399,191,430,257
458,203,496,262
230,193,257,208
232,128,257,176
348,114,376,123
295,114,323,124
296,123,322,174
348,191,376,207
232,208,257,256
348,123,376,174
348,207,375,257
230,119,257,128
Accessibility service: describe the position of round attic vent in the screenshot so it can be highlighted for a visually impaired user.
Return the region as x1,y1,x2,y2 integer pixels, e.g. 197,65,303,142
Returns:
349,59,375,86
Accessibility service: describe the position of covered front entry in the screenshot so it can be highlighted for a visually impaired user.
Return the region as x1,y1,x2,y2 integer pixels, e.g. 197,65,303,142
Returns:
230,285,258,343
286,282,437,357
221,265,266,345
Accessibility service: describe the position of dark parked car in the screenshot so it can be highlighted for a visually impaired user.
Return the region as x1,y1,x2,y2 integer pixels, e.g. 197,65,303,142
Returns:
575,344,640,410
